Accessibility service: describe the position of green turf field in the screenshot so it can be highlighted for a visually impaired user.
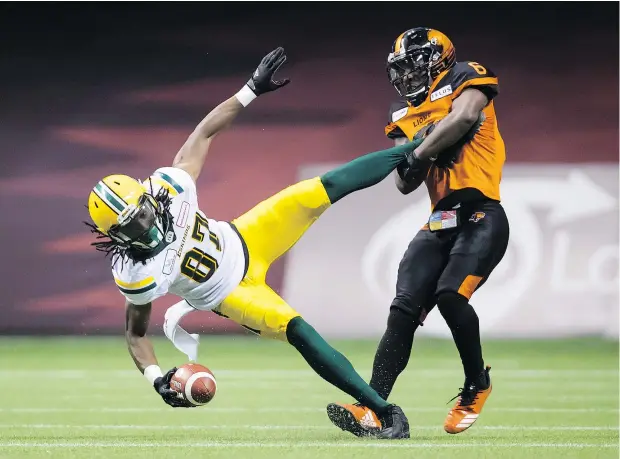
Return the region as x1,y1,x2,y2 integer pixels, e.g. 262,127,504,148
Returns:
0,336,617,458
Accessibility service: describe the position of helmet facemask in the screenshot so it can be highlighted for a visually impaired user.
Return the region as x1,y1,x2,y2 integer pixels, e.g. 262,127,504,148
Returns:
109,193,169,251
387,47,433,102
86,186,175,266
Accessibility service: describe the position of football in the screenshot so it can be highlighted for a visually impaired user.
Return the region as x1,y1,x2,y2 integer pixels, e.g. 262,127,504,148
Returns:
170,363,217,406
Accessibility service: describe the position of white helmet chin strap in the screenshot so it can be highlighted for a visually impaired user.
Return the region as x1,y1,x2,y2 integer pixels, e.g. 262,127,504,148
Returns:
405,84,428,100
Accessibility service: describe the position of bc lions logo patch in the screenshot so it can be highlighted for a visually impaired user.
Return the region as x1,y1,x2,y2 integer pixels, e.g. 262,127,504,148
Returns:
469,212,486,223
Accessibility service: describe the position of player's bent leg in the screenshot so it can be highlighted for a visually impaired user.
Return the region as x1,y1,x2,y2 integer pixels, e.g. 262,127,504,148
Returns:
437,289,484,385
437,291,492,434
231,177,332,272
286,318,385,433
436,202,509,434
286,317,409,439
369,306,423,399
328,229,447,438
437,271,493,435
218,283,409,439
231,142,414,271
368,229,448,400
319,142,414,204
217,282,300,340
325,307,417,439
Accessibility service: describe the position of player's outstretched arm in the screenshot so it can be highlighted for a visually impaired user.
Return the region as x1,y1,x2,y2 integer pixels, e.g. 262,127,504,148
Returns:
172,47,290,182
125,301,191,408
412,88,488,161
390,88,488,187
125,300,158,373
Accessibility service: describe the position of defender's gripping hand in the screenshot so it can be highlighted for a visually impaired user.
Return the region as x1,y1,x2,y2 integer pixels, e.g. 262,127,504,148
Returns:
397,138,426,182
153,367,194,408
247,47,290,96
414,121,458,169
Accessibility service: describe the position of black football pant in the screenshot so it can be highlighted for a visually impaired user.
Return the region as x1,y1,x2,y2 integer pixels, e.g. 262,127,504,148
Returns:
369,200,509,400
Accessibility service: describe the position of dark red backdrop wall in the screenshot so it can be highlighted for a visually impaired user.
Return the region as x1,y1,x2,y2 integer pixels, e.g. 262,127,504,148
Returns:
0,3,617,334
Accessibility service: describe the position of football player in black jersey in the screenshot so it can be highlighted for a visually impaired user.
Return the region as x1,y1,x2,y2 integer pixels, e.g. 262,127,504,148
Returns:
327,28,509,437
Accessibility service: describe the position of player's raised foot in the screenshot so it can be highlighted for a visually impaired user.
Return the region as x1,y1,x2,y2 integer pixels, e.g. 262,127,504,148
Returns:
326,403,381,437
444,365,492,434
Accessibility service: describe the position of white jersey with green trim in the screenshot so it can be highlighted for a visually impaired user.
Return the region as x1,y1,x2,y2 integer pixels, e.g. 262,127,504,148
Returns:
111,167,246,310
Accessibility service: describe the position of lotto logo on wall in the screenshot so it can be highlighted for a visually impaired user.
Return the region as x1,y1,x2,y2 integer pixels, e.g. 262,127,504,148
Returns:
283,165,619,339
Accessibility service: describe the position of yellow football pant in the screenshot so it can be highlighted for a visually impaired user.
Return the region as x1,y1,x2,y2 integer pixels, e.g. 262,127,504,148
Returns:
216,177,331,341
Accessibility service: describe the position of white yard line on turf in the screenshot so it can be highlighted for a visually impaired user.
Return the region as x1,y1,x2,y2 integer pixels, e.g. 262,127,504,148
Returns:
0,424,617,432
55,388,620,399
1,369,617,378
1,407,617,413
57,394,615,403
0,441,617,448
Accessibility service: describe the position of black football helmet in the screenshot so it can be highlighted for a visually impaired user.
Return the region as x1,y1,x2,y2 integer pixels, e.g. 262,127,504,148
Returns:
387,28,456,106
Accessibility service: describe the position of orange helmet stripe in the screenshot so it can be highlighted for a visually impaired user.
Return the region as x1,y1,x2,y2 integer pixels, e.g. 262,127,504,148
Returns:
393,31,407,53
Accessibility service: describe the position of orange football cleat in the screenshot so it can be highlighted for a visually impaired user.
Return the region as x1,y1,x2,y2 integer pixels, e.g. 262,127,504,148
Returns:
444,366,492,434
326,402,382,437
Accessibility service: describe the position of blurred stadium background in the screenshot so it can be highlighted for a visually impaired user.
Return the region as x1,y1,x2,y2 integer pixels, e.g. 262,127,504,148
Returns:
0,2,617,458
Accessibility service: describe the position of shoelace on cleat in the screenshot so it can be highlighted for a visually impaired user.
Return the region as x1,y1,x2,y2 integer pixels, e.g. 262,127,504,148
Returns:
448,368,490,408
448,384,479,408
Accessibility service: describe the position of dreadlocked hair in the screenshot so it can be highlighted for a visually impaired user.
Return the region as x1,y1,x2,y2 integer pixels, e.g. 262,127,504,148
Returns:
85,183,175,269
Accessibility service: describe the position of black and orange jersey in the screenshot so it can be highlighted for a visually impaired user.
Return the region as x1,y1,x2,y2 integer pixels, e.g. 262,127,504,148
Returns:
385,61,505,210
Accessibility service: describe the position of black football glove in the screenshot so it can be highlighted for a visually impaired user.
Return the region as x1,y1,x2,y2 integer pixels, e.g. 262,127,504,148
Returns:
397,138,426,182
246,47,290,96
153,367,194,408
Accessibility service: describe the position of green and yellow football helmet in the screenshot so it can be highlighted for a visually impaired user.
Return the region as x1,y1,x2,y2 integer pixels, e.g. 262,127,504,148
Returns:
87,174,171,252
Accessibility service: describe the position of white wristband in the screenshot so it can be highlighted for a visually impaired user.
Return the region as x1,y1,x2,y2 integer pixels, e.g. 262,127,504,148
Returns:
235,84,257,107
144,365,163,385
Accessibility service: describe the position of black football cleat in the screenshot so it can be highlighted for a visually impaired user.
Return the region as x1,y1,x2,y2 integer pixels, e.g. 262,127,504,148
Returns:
375,404,410,439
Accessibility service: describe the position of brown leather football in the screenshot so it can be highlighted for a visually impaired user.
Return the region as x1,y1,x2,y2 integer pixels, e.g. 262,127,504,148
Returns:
170,363,217,406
